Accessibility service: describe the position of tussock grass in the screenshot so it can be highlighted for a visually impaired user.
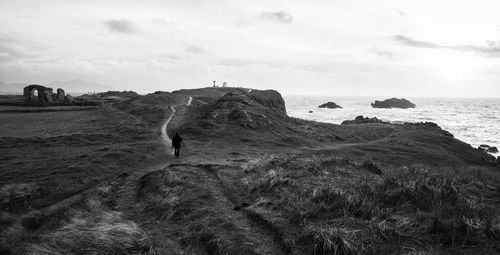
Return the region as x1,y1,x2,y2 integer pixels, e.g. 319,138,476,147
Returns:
247,169,291,193
136,170,184,219
180,216,234,255
27,196,158,255
307,186,374,220
0,183,160,255
299,226,358,255
242,153,500,254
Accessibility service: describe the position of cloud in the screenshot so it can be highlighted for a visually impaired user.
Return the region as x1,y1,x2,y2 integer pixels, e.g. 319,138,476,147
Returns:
370,47,395,59
103,19,135,33
393,35,440,49
0,39,46,63
0,44,24,61
218,58,255,67
394,9,407,16
393,35,500,57
156,53,181,63
151,18,176,26
260,11,294,24
185,44,205,54
235,18,252,27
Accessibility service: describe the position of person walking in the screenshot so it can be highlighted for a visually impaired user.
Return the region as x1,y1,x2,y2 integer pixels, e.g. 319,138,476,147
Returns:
171,132,184,158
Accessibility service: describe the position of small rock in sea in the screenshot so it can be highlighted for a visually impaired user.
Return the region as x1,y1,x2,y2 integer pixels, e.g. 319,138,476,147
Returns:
371,98,416,109
318,102,342,109
341,115,387,125
478,144,499,153
309,110,313,113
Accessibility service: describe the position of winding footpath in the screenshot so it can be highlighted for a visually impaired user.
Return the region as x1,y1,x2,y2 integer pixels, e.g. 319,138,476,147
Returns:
115,96,192,212
161,96,191,146
114,95,289,254
160,107,175,146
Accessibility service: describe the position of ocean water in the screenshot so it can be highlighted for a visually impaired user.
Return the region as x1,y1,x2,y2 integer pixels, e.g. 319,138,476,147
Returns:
284,96,500,156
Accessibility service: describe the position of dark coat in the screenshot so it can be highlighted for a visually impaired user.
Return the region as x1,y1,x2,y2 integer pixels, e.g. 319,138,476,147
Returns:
172,134,182,148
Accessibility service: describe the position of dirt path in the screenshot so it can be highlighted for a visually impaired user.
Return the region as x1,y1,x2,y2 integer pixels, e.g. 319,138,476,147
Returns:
112,95,293,254
114,97,190,214
161,107,175,146
196,163,289,254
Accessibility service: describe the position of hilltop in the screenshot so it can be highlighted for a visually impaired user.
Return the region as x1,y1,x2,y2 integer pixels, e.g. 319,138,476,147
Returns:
1,87,499,254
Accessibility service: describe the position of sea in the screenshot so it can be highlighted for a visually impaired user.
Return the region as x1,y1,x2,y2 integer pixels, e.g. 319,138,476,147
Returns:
284,96,500,157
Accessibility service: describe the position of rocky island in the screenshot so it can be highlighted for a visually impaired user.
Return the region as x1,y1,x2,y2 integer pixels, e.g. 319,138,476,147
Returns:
1,87,499,255
318,101,342,109
371,97,416,109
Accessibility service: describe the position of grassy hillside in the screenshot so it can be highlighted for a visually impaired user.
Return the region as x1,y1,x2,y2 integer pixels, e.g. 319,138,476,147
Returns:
1,86,498,254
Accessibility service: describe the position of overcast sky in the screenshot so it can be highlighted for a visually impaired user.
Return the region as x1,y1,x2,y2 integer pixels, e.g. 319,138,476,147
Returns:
1,0,500,97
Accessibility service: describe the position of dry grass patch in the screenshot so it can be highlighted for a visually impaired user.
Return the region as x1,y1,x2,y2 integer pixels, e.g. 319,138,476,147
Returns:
27,196,158,255
240,153,500,254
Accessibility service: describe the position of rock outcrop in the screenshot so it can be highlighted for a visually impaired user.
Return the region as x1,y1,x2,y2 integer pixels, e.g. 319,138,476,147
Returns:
209,90,288,129
247,90,287,117
318,102,342,109
371,98,416,109
479,144,499,153
341,115,387,125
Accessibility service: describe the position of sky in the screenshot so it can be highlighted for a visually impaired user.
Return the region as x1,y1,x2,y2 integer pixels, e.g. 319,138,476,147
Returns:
1,0,500,97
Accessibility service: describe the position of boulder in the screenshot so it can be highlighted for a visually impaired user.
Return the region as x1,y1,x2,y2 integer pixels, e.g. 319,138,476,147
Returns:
341,115,387,125
371,98,416,109
478,144,499,153
318,102,342,109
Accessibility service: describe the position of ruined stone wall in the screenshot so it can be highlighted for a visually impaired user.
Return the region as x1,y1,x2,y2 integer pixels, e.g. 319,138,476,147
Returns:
23,85,73,105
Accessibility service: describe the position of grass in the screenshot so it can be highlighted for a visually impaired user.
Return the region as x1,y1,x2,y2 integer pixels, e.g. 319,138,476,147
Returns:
0,107,105,137
299,226,358,255
0,105,161,212
136,170,184,220
27,203,157,255
0,103,168,253
1,184,159,255
26,194,158,255
2,87,499,254
240,153,500,254
136,167,267,255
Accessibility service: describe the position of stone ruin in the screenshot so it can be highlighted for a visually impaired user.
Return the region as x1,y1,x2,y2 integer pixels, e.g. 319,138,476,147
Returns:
23,84,73,105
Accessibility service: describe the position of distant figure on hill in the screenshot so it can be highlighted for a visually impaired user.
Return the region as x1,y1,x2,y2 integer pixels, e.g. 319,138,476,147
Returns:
171,133,184,158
